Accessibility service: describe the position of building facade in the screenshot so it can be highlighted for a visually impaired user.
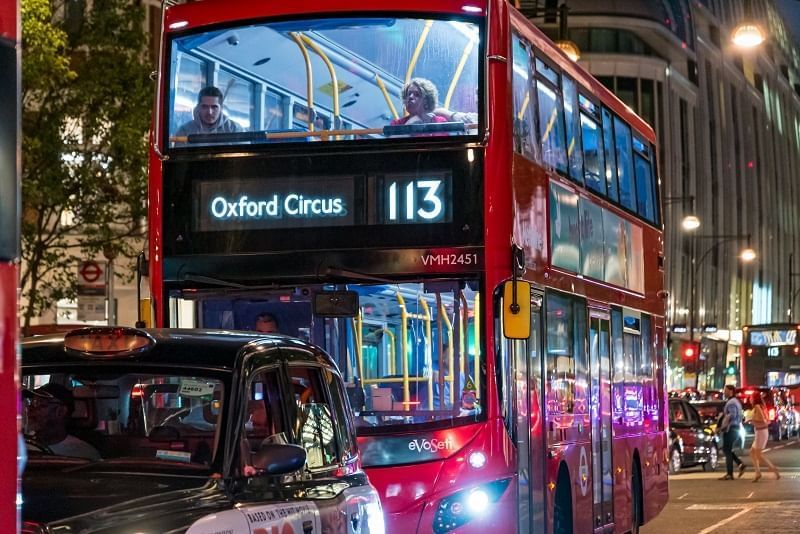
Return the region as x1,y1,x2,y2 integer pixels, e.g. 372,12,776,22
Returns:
524,0,800,389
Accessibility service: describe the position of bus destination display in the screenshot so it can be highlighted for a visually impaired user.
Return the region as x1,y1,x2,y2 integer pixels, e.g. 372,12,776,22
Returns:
193,172,452,232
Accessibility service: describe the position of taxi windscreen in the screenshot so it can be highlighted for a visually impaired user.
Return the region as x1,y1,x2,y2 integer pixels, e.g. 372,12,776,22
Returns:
23,372,224,469
166,16,481,148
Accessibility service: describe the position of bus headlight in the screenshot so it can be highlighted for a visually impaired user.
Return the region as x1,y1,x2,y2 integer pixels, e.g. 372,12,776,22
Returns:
468,451,487,469
433,478,510,533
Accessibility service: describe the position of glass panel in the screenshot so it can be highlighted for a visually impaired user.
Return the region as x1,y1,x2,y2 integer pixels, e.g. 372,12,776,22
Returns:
581,113,605,193
614,116,635,211
546,293,575,419
602,108,618,201
22,372,223,469
217,69,254,129
512,34,537,160
169,279,483,433
563,77,583,183
167,17,481,147
288,366,338,469
171,54,207,141
243,368,291,473
634,153,656,222
536,82,567,174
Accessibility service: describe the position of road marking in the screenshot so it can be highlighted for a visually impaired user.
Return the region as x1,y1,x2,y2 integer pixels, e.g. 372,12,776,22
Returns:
677,492,689,500
685,506,752,534
746,492,754,499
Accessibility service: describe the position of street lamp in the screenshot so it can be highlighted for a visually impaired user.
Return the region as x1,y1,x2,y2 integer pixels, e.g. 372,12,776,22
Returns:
663,195,700,232
688,234,756,387
731,0,766,49
517,2,581,62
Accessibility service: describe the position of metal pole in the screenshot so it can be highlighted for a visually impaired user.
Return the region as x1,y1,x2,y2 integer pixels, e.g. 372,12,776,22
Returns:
790,253,794,323
107,257,116,325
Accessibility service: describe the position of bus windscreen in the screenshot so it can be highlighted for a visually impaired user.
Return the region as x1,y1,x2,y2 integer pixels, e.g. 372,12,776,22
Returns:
167,16,481,148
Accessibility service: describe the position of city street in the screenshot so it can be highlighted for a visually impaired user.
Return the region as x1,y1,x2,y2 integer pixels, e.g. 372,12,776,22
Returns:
643,436,800,533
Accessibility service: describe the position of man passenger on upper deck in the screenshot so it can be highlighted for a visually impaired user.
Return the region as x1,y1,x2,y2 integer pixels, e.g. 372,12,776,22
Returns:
175,86,240,139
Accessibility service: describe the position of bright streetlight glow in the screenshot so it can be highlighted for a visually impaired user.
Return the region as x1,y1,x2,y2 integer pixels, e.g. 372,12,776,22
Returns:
739,248,757,262
681,215,701,231
731,23,766,48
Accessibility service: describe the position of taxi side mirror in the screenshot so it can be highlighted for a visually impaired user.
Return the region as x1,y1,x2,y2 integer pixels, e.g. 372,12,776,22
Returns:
502,280,530,340
252,443,307,476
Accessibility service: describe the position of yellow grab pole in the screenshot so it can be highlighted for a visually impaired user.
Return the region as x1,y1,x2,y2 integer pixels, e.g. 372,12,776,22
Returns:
419,295,433,410
378,328,397,375
289,32,314,132
405,20,433,84
444,39,475,109
375,74,399,120
397,293,410,409
440,299,455,405
300,34,340,139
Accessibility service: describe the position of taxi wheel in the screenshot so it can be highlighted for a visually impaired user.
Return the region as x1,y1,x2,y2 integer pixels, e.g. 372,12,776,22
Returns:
703,446,718,471
669,447,682,474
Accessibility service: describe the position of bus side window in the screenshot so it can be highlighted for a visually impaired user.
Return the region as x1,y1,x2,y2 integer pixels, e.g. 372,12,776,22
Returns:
512,34,537,161
601,107,619,202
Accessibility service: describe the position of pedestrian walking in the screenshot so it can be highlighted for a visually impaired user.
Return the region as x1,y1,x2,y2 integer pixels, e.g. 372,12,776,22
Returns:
747,390,781,481
717,384,745,480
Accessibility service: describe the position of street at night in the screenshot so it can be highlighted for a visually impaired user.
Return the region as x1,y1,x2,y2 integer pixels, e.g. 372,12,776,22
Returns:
643,436,800,533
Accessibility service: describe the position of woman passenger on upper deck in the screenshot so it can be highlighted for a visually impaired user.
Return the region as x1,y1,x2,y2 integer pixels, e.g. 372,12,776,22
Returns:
391,78,449,126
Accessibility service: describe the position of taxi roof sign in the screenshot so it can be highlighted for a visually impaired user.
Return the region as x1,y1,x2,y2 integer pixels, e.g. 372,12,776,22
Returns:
64,327,154,357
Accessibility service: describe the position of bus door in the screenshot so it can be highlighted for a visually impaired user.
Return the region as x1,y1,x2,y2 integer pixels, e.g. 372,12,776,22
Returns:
589,312,614,531
515,291,545,533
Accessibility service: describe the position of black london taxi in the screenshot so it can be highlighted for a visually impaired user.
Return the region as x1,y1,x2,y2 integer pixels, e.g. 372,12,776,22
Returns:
667,398,719,474
21,327,384,533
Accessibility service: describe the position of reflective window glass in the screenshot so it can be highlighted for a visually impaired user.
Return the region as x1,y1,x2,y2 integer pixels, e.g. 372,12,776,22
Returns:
536,82,567,174
563,77,583,183
602,108,618,201
581,113,604,193
614,116,635,211
512,34,537,160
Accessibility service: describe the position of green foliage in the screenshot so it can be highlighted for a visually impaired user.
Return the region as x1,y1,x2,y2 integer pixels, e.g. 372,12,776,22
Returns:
20,0,153,327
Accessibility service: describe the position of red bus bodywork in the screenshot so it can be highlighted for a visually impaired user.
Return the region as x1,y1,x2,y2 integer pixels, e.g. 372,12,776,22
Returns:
149,1,668,532
0,0,20,530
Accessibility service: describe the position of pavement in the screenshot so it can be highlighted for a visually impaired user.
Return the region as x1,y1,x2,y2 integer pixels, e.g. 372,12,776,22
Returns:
641,437,800,533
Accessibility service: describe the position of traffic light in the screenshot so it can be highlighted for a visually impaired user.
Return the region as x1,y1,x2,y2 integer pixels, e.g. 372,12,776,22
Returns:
725,363,737,376
680,342,700,373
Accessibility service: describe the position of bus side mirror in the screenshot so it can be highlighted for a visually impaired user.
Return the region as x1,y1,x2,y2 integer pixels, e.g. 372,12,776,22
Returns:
503,280,530,340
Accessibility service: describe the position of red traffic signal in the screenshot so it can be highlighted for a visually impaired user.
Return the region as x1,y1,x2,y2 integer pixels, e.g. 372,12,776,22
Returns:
680,342,700,372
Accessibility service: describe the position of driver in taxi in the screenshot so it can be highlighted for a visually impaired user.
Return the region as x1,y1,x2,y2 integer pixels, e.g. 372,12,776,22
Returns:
25,383,101,460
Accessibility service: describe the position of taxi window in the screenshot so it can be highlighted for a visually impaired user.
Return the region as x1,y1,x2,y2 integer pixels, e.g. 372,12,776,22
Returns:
245,368,289,445
323,368,356,459
289,366,339,470
22,372,223,468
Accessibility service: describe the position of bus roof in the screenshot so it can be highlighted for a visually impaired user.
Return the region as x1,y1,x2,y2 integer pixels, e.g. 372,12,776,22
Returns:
165,0,488,33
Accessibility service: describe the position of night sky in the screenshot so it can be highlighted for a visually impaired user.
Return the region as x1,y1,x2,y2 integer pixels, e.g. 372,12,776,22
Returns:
775,0,800,46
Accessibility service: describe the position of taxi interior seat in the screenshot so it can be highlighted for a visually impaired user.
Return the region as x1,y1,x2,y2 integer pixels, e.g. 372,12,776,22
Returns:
68,398,101,447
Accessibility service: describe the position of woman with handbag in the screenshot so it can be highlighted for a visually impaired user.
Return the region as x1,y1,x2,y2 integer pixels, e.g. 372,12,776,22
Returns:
748,390,781,481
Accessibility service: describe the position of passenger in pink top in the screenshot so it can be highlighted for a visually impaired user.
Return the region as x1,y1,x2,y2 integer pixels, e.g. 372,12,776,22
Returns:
391,78,448,126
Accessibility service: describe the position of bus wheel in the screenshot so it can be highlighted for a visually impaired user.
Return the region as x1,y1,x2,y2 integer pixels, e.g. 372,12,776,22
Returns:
553,467,573,534
630,460,643,534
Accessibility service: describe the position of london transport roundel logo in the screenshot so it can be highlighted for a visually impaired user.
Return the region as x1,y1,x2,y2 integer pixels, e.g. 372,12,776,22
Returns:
79,261,103,284
578,446,589,497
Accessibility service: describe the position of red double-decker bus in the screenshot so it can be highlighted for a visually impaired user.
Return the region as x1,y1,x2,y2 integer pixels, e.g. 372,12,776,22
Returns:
0,0,20,529
149,1,668,531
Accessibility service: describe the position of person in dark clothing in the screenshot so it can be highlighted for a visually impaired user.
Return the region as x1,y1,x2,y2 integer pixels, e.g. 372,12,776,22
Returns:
175,86,240,142
717,384,745,480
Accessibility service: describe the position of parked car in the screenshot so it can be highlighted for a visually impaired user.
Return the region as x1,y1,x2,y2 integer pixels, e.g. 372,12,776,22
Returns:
668,398,719,474
21,327,384,533
736,387,793,441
